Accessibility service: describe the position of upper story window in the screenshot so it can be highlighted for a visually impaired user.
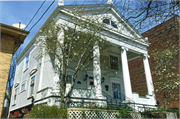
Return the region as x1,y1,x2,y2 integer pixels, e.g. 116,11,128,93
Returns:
103,19,118,29
110,55,119,70
25,54,29,70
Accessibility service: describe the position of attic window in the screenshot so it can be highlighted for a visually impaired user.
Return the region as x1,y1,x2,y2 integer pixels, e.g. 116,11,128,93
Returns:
103,19,117,29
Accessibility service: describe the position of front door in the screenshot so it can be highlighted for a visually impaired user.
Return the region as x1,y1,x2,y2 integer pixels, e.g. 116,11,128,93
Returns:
112,83,121,99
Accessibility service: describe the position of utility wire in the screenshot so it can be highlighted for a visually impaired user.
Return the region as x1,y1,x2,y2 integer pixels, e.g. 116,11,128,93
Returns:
14,0,55,52
17,0,46,40
28,0,55,32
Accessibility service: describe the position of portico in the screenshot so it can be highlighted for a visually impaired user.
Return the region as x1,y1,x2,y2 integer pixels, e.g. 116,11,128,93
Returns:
92,41,155,102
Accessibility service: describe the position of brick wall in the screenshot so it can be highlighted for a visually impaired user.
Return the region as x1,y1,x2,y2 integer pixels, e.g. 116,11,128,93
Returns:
0,34,15,117
129,17,179,109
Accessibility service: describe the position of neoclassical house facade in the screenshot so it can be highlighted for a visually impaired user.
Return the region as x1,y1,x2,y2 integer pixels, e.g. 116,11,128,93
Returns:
9,1,156,117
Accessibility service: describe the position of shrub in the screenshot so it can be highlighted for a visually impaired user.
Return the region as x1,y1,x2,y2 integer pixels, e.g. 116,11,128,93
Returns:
116,107,132,118
30,105,67,118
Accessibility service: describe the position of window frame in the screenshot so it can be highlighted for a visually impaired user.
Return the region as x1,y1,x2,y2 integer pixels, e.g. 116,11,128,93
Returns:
110,55,119,71
103,19,118,29
28,74,36,98
20,80,27,92
24,53,30,71
13,87,19,105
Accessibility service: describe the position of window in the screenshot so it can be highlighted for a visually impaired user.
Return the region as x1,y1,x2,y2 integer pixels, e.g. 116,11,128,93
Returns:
103,19,110,25
103,19,118,28
21,82,26,91
25,54,29,70
29,75,35,97
13,88,18,104
112,83,121,99
111,21,118,28
110,55,119,70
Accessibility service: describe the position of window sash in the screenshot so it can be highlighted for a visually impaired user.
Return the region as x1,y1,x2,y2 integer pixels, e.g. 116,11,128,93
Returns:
29,84,34,97
21,83,25,90
110,55,119,70
25,54,29,69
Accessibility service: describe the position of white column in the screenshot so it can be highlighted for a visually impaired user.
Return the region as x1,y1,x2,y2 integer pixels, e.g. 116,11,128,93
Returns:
143,54,154,95
93,41,103,98
120,47,132,99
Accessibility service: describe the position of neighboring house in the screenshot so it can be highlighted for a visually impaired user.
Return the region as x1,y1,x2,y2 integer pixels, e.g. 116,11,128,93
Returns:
9,1,157,117
0,23,29,118
129,17,179,109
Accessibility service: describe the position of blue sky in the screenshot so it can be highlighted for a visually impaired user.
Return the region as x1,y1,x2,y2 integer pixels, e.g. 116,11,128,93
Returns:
0,1,59,49
0,0,167,51
0,0,108,51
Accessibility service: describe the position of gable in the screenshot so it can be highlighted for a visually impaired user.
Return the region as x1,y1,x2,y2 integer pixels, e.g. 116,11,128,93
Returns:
58,4,148,45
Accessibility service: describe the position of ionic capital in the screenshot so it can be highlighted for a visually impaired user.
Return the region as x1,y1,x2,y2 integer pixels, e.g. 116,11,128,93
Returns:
119,46,128,52
141,54,150,59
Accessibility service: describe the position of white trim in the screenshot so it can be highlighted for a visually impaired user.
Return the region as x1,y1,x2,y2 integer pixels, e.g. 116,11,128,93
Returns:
27,74,36,99
20,80,27,92
12,87,19,106
38,48,45,91
23,53,30,72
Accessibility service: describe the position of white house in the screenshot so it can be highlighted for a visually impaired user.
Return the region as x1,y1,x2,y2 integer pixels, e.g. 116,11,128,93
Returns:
9,0,156,117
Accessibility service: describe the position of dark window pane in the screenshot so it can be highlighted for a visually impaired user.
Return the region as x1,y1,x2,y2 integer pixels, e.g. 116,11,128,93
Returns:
103,19,110,25
110,55,119,70
90,81,94,85
111,21,117,28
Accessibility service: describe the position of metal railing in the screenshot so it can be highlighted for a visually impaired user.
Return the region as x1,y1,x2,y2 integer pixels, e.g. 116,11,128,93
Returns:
102,91,136,111
66,90,156,112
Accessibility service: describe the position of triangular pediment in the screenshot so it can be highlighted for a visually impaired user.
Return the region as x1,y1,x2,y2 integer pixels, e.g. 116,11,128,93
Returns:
57,4,148,45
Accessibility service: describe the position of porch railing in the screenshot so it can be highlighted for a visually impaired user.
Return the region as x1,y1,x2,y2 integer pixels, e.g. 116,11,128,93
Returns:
102,91,136,111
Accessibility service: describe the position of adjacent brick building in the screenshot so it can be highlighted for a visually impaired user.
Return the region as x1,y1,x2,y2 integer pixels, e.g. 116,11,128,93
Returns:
129,17,179,109
0,23,29,117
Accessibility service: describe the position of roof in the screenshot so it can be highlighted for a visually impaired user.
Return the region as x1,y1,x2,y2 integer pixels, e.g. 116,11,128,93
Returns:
1,23,30,53
16,4,148,62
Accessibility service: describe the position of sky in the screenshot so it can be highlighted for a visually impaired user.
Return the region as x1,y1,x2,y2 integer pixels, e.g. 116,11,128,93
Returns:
0,1,59,50
0,0,109,51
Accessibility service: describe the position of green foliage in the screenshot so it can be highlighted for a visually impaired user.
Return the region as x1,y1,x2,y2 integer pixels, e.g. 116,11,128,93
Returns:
151,45,179,109
81,110,86,118
116,107,132,118
141,109,179,118
30,105,67,118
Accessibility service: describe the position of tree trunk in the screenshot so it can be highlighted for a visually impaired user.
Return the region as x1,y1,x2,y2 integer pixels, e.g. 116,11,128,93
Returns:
163,93,168,110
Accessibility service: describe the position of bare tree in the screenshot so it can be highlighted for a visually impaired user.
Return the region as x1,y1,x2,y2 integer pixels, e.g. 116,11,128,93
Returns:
114,0,179,32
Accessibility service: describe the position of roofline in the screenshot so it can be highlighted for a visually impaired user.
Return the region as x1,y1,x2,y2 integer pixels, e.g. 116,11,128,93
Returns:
110,6,147,44
16,6,59,62
16,3,148,62
142,16,179,35
0,23,30,35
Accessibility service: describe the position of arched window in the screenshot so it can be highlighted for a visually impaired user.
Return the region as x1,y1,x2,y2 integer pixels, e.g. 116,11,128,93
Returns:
103,19,110,25
103,19,118,29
